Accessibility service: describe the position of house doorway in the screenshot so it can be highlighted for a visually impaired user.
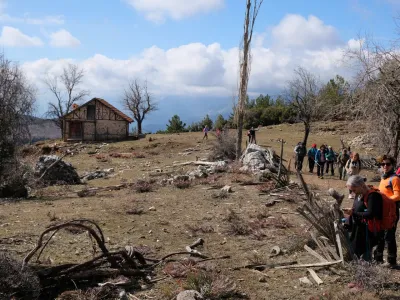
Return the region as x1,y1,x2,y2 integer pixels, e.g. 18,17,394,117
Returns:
69,122,82,139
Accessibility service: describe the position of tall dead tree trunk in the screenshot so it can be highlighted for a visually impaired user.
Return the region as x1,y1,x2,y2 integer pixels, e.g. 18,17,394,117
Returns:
235,0,263,160
303,122,310,146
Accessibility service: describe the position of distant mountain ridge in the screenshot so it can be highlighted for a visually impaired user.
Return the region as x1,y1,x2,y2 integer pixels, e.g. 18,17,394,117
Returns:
27,116,61,142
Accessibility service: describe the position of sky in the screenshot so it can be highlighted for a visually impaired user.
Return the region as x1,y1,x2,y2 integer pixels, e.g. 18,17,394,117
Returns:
2,0,400,132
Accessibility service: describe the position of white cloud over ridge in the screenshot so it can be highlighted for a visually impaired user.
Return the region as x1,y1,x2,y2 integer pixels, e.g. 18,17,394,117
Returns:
0,26,43,46
21,14,358,109
125,0,224,23
49,29,80,48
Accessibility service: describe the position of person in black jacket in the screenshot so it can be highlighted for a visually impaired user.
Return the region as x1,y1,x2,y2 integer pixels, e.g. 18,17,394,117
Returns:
344,175,384,261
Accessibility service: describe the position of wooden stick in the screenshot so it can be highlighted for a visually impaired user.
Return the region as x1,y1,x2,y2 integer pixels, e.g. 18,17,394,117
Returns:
233,260,298,271
303,245,329,263
278,139,284,179
310,232,333,261
275,260,342,269
307,268,323,285
334,221,344,265
320,237,340,261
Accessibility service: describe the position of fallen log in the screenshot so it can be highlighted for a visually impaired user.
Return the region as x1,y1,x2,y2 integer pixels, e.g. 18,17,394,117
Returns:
275,260,342,269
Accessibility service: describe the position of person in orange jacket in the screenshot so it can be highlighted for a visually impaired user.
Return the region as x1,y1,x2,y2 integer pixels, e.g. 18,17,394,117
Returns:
376,155,400,266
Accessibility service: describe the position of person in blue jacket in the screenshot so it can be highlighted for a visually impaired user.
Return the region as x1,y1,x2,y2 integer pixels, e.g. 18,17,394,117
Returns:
307,143,317,173
315,145,327,179
325,146,335,176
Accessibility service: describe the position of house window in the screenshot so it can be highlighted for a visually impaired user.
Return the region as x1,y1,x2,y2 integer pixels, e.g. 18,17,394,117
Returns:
87,105,95,120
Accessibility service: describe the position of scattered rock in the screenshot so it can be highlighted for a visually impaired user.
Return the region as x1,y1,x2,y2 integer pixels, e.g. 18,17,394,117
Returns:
177,290,203,300
270,246,281,257
34,155,80,184
265,200,277,207
299,277,313,286
81,168,115,181
221,185,232,193
148,206,156,211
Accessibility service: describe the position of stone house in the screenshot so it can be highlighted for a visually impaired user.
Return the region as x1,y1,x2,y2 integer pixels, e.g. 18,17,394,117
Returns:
62,98,133,142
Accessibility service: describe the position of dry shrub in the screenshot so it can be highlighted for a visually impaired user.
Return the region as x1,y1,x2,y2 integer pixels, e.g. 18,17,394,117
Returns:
208,130,236,161
230,173,253,184
224,209,251,236
95,154,109,162
109,152,122,158
163,259,199,278
41,144,52,154
246,250,268,265
57,285,123,300
174,179,192,189
257,181,277,193
0,252,41,299
186,223,215,236
349,260,391,293
126,207,144,215
133,179,154,193
211,190,229,199
250,216,293,230
132,152,146,158
47,210,58,222
184,271,237,299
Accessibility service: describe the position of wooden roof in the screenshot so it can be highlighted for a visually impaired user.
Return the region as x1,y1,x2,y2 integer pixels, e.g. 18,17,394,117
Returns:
63,98,134,123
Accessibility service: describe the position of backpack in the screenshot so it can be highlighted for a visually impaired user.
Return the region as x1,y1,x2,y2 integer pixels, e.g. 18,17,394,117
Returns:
387,173,400,191
296,145,306,156
363,188,397,232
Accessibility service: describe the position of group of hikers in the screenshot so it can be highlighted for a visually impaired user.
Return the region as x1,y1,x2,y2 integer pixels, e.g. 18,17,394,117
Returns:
294,142,360,181
294,142,400,267
344,156,400,267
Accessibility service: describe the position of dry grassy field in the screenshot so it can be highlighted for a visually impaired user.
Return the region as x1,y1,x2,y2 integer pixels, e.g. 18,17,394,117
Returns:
1,121,399,300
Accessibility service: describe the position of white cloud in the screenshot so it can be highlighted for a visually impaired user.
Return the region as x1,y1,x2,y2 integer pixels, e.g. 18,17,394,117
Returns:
125,0,224,23
49,29,80,48
21,14,357,110
271,14,341,49
0,26,43,46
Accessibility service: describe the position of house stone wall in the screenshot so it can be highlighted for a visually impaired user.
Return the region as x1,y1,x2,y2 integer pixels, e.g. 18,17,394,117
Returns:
95,120,127,140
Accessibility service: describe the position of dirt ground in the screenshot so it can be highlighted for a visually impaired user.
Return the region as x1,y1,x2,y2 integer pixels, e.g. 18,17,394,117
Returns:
1,121,400,300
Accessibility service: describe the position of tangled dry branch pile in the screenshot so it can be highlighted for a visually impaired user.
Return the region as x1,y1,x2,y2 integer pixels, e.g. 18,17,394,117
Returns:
296,172,353,262
3,219,230,299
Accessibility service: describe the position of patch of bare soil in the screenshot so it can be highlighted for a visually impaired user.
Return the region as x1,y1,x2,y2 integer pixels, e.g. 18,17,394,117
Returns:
1,122,398,299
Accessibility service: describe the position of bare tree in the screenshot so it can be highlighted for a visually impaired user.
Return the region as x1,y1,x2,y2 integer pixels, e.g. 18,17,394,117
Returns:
0,53,36,178
235,0,263,160
286,67,322,145
45,63,89,138
122,79,157,135
346,37,400,159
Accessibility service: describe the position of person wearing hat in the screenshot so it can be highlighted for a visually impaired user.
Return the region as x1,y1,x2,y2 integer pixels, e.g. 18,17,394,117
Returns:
325,146,335,176
307,143,318,173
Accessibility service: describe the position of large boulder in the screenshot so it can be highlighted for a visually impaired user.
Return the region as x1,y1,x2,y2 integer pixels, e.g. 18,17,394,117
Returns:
35,155,80,184
240,144,282,173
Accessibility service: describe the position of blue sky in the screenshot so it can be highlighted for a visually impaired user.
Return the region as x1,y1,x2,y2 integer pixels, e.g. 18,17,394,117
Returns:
1,0,400,131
